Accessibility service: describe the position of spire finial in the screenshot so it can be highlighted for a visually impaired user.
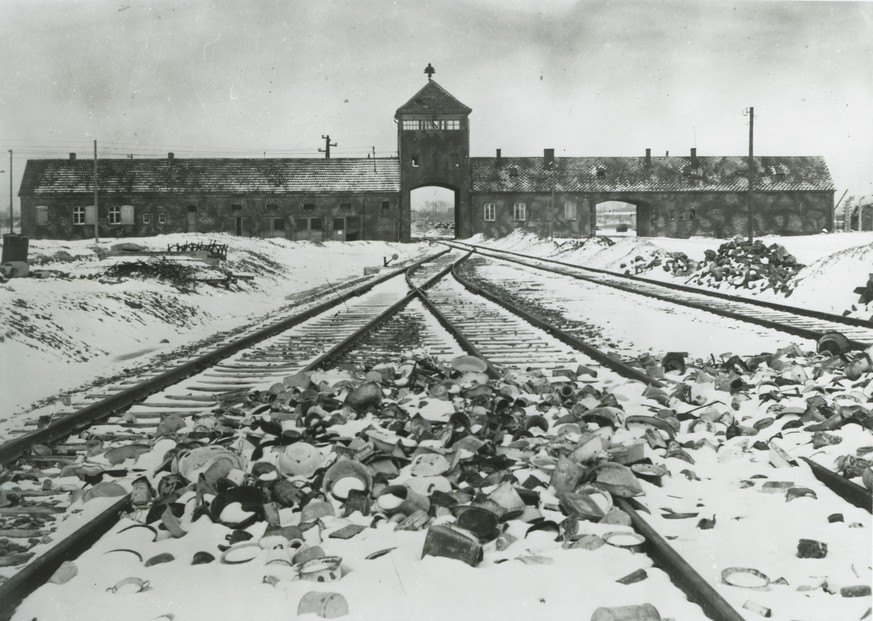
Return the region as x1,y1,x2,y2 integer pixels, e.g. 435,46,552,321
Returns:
424,63,435,81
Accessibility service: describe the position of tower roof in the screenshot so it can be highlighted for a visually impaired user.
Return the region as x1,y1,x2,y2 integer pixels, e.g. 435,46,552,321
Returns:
394,80,472,119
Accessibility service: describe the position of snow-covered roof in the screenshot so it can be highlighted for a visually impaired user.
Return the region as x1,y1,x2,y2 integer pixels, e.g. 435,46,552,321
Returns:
19,158,401,195
471,155,835,193
394,80,472,118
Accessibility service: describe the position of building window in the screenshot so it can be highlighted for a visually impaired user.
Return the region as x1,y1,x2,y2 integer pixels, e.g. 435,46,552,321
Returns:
564,201,577,221
333,218,345,231
340,202,352,211
596,165,607,178
303,203,315,212
411,155,419,168
73,206,95,225
509,167,518,178
669,212,675,221
266,203,278,212
483,203,495,222
310,217,323,231
35,205,49,225
108,206,121,225
513,202,526,221
159,213,167,224
231,204,242,212
142,213,152,224
679,211,686,221
272,218,285,232
401,118,460,131
381,200,390,211
689,209,696,220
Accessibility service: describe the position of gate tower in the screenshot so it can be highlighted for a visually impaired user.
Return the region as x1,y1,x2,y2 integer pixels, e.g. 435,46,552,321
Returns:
395,64,472,241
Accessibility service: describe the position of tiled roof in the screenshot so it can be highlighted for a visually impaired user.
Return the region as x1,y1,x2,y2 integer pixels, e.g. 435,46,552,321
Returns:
19,158,400,195
394,80,472,118
471,155,834,193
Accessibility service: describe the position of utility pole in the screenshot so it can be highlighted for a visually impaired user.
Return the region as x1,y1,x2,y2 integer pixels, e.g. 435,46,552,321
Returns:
318,135,337,159
93,140,99,243
8,149,12,234
745,107,754,243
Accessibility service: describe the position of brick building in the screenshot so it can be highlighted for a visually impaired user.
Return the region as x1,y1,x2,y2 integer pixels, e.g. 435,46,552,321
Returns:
19,71,834,241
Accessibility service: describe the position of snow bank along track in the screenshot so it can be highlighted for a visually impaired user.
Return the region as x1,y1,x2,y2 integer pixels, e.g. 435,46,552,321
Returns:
1,249,870,620
444,240,873,350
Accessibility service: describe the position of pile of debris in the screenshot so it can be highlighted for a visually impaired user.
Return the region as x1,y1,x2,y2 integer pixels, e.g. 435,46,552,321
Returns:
20,340,873,619
845,273,873,322
685,239,804,294
555,236,616,252
622,252,698,277
102,258,200,290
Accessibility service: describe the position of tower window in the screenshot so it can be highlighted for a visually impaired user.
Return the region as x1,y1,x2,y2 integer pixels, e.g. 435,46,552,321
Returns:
303,203,315,211
513,202,526,221
411,155,419,167
381,200,390,211
231,203,242,212
483,203,495,222
451,153,459,167
266,203,278,212
340,202,352,211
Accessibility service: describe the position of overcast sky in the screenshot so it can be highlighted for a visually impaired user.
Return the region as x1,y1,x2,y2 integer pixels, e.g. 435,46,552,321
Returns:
1,0,871,213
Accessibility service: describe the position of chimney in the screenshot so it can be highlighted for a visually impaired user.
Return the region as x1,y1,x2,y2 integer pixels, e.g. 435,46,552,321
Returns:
544,148,555,168
168,152,174,164
665,150,669,157
496,148,502,166
690,148,698,167
645,148,651,168
69,153,76,161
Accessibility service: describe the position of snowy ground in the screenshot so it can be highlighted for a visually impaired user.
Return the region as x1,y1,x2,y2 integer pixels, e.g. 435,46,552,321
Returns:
469,231,873,321
0,234,431,419
1,231,871,621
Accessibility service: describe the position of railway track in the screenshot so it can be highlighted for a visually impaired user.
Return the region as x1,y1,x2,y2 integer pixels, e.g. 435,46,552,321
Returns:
444,240,873,349
1,249,870,621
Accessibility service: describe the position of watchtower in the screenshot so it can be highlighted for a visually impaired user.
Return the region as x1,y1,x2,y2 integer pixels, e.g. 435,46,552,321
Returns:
395,64,472,241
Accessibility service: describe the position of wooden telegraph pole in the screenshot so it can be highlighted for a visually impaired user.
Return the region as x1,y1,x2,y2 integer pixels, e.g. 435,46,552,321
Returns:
93,140,99,243
745,107,754,243
319,135,337,159
8,149,12,234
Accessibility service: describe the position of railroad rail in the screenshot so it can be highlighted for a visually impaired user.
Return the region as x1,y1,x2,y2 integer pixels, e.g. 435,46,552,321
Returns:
444,239,873,349
1,249,869,621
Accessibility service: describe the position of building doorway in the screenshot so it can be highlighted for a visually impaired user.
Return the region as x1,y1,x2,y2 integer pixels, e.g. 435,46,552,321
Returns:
187,206,198,232
595,200,637,236
410,186,457,239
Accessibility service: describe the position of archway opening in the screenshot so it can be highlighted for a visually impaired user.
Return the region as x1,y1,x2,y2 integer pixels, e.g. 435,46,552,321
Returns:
411,186,457,239
595,200,637,237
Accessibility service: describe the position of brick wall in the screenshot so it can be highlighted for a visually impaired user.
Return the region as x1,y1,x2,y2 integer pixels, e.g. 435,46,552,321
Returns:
21,192,402,241
469,190,833,239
